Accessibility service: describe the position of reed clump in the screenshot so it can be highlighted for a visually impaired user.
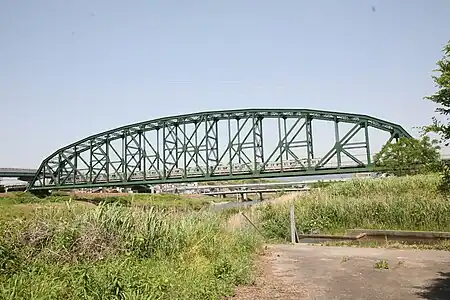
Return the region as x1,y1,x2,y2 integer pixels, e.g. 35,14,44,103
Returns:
0,202,261,299
258,174,450,240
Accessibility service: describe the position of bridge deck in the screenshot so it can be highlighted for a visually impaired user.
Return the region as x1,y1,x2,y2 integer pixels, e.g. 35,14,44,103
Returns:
0,168,37,177
203,187,310,196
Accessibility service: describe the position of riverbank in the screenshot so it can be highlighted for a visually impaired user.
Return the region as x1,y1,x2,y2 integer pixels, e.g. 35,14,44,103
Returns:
1,174,448,298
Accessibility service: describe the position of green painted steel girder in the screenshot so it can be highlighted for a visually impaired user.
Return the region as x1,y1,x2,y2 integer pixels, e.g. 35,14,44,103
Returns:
28,108,412,191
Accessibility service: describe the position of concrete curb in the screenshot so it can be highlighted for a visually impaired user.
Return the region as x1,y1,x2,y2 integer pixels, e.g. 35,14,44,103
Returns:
347,229,450,239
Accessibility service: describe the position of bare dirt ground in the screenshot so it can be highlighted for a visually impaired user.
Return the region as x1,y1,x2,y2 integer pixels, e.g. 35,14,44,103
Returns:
231,244,450,300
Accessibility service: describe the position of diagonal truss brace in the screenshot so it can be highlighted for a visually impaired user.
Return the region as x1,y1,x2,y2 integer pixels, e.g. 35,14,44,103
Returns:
315,121,371,169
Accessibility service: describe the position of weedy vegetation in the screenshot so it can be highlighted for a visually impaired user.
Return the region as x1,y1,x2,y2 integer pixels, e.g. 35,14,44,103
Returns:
257,174,450,241
1,173,449,298
374,260,390,270
0,194,262,299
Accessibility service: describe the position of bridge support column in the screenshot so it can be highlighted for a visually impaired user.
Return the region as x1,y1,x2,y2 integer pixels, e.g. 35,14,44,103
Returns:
4,187,8,194
258,192,263,201
239,193,246,201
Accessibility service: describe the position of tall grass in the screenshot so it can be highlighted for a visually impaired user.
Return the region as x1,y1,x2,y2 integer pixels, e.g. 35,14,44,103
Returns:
0,203,261,299
258,174,450,240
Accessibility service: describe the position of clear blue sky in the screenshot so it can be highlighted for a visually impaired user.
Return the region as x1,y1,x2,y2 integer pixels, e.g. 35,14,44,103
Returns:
1,0,449,168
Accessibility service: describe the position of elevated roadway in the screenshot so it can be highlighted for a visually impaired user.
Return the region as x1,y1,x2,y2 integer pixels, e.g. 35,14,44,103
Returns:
0,168,37,182
0,178,28,192
203,187,311,201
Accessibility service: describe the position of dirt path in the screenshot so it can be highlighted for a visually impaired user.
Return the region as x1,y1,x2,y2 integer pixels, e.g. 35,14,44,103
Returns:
231,244,450,300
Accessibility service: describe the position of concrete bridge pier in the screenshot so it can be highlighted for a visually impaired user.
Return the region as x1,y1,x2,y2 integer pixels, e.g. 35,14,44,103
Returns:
236,192,249,202
240,192,248,201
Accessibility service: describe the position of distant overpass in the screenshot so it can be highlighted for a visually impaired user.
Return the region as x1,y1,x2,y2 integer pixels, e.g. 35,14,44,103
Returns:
0,168,37,181
0,180,28,192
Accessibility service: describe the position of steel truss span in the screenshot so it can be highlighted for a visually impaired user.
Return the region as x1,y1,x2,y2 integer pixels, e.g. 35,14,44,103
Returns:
28,109,411,191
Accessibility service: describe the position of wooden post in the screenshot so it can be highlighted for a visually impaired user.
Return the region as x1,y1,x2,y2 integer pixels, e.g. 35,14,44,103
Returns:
290,203,297,244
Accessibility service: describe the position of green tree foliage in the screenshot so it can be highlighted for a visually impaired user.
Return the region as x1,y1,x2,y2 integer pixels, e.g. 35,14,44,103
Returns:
373,137,441,176
423,40,450,142
423,40,450,192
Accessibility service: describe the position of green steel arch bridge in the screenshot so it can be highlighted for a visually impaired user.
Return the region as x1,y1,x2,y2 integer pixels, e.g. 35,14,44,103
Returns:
27,108,412,193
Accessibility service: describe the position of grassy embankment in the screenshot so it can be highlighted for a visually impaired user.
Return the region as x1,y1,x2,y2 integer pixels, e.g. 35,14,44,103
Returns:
0,192,220,218
1,174,449,298
0,193,262,299
256,174,450,250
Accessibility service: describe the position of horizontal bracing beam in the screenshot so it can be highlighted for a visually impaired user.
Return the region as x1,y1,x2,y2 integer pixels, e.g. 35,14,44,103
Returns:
30,166,371,191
